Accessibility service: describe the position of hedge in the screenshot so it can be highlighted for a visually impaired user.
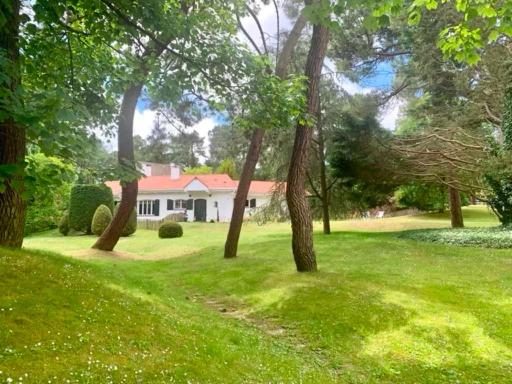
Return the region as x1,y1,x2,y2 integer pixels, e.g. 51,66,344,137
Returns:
68,184,114,234
158,221,183,238
92,205,113,236
58,212,70,236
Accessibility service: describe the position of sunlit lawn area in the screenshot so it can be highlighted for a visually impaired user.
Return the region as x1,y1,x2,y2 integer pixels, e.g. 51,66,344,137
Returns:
1,206,511,383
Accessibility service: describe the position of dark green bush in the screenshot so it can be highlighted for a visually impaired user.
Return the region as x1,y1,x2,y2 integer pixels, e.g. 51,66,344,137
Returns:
91,205,113,236
158,221,183,238
68,184,114,234
58,212,70,236
398,227,512,248
114,204,137,236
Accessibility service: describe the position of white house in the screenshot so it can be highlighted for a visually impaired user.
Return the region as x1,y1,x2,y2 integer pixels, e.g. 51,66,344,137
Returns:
106,163,279,222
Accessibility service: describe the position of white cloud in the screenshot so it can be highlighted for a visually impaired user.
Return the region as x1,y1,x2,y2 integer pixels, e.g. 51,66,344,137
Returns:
338,75,374,95
238,2,292,53
190,117,216,158
133,108,158,138
379,99,403,131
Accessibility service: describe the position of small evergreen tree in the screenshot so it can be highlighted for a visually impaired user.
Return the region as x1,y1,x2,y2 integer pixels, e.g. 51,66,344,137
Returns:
92,205,113,236
68,184,114,234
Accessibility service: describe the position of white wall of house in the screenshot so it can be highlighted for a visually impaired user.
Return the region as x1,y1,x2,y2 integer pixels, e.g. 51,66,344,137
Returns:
118,190,271,223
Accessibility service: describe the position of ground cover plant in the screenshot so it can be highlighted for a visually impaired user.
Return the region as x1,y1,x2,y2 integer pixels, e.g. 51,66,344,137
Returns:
2,206,509,383
399,226,512,248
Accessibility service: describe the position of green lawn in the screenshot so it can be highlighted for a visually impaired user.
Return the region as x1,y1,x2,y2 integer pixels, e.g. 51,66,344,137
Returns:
2,206,512,383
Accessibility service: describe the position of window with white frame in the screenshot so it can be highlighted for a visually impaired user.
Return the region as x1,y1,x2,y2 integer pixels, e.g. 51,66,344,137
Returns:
175,199,187,209
138,200,154,216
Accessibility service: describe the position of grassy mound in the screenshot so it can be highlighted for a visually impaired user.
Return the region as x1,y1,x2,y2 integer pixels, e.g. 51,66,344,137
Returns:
398,226,512,248
0,247,331,383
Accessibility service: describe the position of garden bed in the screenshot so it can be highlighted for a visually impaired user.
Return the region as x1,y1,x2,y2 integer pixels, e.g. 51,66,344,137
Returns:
398,226,512,248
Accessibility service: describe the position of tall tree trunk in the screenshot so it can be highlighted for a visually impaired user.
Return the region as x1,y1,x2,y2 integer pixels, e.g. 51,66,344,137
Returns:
286,16,329,272
224,128,264,258
448,186,464,228
92,84,142,251
224,12,308,258
0,0,25,248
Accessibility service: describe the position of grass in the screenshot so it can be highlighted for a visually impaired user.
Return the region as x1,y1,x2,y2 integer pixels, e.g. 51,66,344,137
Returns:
2,205,512,382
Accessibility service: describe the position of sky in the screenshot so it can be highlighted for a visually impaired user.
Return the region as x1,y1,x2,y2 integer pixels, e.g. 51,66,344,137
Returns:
107,2,401,152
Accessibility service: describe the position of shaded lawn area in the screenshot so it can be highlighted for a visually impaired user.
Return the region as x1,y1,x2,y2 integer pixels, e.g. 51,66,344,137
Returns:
2,205,511,382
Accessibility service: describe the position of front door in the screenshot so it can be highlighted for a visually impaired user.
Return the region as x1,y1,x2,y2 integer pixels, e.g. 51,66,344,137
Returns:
194,199,207,222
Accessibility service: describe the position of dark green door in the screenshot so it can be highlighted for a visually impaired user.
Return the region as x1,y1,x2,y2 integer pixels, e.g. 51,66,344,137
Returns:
194,199,207,221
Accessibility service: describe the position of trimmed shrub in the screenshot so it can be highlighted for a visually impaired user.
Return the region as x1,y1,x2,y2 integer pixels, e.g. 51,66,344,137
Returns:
158,221,183,238
58,212,70,236
68,184,114,234
114,204,137,237
92,205,113,236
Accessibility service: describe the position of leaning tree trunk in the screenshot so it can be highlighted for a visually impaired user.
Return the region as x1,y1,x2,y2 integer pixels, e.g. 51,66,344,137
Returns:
448,186,464,228
224,127,264,258
0,0,25,248
286,17,329,272
92,84,143,251
224,12,308,258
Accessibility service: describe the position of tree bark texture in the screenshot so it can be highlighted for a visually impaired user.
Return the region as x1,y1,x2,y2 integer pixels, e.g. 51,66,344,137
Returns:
0,0,26,248
92,84,143,251
448,186,464,228
224,12,308,258
286,18,329,272
224,127,264,258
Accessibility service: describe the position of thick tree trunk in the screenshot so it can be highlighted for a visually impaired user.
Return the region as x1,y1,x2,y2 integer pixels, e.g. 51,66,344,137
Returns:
286,17,329,272
92,84,143,251
224,12,307,258
0,0,25,248
224,128,264,258
448,186,464,228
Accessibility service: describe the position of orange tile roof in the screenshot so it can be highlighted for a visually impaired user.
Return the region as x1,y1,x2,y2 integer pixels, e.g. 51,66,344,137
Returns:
106,174,281,196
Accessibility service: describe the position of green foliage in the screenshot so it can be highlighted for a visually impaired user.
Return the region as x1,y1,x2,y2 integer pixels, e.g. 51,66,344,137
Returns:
114,204,137,237
158,221,183,238
68,184,114,234
399,226,512,248
483,90,512,226
24,153,75,235
396,182,447,212
183,165,213,175
91,204,113,236
215,158,238,179
503,88,512,150
328,96,398,210
58,212,69,236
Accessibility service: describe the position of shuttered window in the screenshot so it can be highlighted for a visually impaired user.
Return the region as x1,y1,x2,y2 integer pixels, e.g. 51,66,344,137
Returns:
250,198,256,208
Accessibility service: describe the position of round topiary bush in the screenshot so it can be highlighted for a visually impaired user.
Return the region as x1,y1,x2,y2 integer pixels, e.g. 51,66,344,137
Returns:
114,204,137,237
158,221,183,239
91,204,113,236
68,184,114,234
59,212,70,236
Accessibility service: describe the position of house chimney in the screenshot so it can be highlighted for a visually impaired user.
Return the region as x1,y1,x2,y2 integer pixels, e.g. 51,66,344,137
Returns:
170,163,181,180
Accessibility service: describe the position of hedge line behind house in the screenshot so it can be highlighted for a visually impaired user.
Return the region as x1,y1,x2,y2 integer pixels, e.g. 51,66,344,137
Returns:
398,227,512,248
68,184,114,234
